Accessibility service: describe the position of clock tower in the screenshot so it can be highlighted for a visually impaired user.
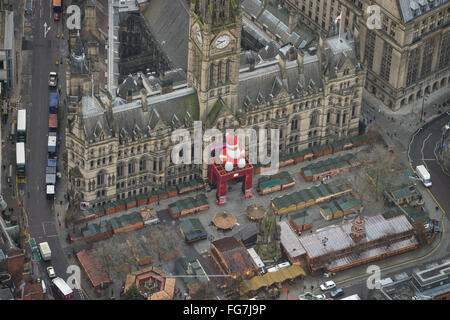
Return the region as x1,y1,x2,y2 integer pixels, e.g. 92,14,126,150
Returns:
187,0,242,122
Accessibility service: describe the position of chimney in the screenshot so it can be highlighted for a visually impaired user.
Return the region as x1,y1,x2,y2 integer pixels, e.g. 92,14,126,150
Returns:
141,89,148,112
297,49,304,73
126,90,133,103
248,56,256,72
288,46,296,61
160,71,174,94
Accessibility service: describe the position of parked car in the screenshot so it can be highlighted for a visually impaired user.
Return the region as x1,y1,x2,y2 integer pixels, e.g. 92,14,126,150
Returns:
320,280,336,291
46,266,56,278
48,72,58,88
330,288,345,298
314,294,327,300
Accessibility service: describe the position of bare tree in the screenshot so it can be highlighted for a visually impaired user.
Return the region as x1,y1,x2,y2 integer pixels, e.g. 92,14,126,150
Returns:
356,144,403,201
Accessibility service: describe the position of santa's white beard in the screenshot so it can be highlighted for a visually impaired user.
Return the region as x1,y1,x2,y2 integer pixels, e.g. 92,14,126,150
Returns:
225,148,243,159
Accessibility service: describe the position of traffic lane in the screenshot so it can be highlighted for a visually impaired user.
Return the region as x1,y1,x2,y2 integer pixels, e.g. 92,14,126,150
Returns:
422,130,450,217
26,6,56,235
27,0,80,299
409,115,450,214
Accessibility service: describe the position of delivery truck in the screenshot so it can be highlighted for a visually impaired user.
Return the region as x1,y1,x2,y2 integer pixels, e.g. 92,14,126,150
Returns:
416,165,432,187
52,277,74,300
17,109,27,142
49,92,59,114
48,132,57,155
39,242,52,261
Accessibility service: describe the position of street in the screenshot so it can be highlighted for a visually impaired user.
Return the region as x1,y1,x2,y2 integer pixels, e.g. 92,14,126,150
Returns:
409,112,450,217
18,0,82,299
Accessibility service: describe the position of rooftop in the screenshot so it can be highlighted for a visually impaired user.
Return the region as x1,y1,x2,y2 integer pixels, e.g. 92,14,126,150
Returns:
412,260,450,287
279,221,306,259
299,214,414,259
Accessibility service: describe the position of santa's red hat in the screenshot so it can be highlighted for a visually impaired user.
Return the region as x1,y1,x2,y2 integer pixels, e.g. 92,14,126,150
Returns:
226,134,238,146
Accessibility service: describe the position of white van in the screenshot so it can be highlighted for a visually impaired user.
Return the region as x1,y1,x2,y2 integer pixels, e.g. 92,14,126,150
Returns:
416,165,432,187
41,280,47,294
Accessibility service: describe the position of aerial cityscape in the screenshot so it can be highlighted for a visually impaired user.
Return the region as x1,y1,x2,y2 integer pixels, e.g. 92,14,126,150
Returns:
0,0,449,305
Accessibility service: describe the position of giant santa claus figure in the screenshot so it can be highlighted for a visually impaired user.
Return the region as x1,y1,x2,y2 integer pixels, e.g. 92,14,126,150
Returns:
219,134,246,172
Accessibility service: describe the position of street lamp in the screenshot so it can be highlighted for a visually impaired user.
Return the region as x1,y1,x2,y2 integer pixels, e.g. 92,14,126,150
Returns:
421,93,429,122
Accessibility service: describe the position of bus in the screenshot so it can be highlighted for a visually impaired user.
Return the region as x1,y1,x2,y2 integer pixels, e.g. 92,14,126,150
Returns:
52,277,74,300
17,109,26,142
16,142,26,178
52,0,62,21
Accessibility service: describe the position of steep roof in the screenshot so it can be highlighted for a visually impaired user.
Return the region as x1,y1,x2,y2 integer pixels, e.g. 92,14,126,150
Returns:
142,0,190,70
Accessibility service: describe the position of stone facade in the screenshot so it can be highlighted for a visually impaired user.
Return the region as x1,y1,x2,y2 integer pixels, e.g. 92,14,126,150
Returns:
66,0,364,207
281,0,450,111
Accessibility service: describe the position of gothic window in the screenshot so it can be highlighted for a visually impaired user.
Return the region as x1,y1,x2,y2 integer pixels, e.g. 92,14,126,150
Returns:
421,38,435,78
336,112,341,125
407,48,420,86
365,30,376,71
225,60,231,83
439,32,449,69
291,118,298,131
117,163,124,177
327,111,331,123
128,161,136,175
97,171,105,186
140,157,147,171
310,111,318,128
380,42,393,82
218,61,222,85
209,64,215,89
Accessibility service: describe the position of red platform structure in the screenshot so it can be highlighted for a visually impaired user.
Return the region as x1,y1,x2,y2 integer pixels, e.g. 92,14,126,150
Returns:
208,157,254,206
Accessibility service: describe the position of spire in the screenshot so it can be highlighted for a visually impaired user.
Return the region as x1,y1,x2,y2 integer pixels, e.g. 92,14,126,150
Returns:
74,30,84,57
194,0,240,26
70,31,89,75
350,214,366,243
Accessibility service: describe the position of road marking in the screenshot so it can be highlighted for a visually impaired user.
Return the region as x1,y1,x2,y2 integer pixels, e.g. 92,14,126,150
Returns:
408,127,422,163
421,132,433,171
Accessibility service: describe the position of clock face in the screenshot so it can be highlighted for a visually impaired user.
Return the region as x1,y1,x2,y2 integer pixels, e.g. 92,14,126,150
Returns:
215,34,230,49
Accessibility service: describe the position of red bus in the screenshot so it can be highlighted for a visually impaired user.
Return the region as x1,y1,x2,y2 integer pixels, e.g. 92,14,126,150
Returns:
52,0,62,21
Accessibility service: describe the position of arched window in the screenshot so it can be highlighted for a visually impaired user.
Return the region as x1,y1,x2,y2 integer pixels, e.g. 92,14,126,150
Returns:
291,118,298,131
140,157,147,171
218,61,222,84
117,163,125,177
128,160,136,175
225,60,231,83
209,64,215,88
310,111,319,128
97,171,105,186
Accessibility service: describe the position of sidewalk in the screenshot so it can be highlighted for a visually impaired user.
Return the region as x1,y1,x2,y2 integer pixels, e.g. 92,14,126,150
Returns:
362,89,450,153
